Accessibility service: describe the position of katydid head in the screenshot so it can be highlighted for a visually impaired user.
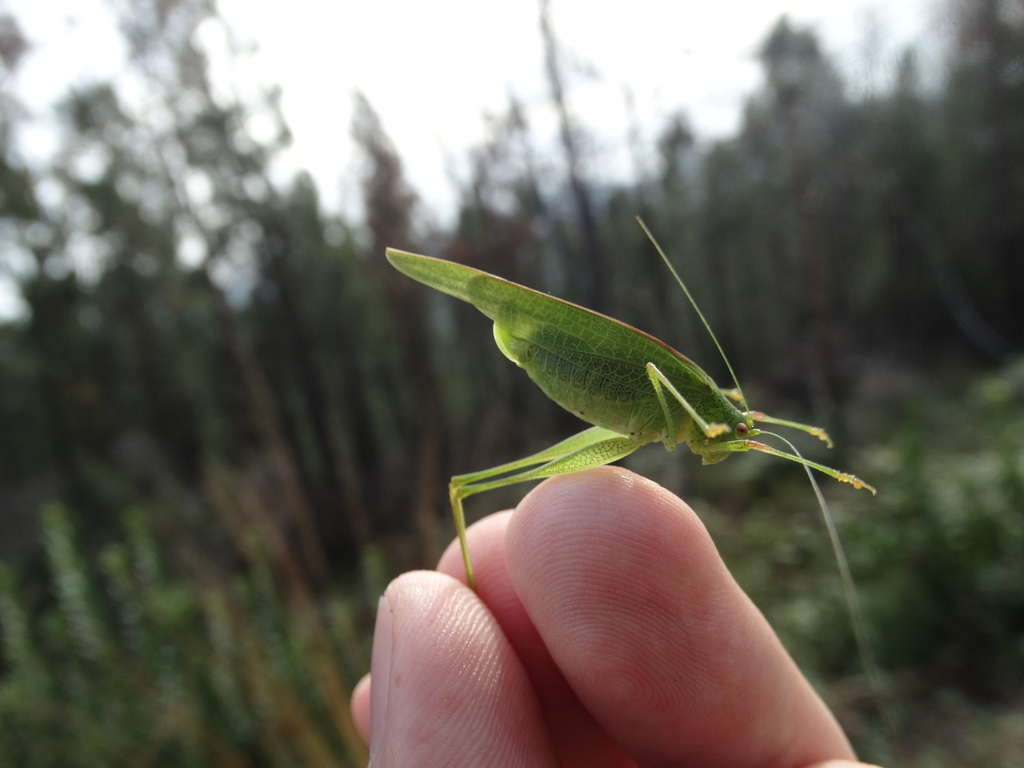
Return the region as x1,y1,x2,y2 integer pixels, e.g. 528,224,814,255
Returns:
686,409,756,464
735,414,756,435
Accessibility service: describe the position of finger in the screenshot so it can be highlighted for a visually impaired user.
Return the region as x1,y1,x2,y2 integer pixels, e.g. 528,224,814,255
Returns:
438,512,633,768
351,672,371,743
506,466,857,768
364,570,558,767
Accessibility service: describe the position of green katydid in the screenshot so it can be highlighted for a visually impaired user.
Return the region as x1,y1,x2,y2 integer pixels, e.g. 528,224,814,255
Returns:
387,222,875,591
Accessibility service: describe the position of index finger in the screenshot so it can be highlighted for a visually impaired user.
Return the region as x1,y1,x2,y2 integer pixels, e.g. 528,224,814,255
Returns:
505,467,858,768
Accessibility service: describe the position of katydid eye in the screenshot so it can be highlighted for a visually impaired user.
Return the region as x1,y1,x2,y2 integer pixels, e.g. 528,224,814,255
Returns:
735,423,749,435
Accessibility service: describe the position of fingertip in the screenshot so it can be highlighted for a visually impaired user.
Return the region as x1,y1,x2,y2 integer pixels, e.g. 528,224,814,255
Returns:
366,570,557,765
504,466,855,767
437,508,629,766
506,466,723,605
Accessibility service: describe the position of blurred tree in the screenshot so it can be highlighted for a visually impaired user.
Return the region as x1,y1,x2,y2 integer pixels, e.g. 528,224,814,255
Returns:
942,0,1024,350
749,19,849,412
539,0,608,312
350,92,447,564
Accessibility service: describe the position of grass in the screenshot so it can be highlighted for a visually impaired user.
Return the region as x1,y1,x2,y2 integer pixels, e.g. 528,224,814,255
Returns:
0,504,372,768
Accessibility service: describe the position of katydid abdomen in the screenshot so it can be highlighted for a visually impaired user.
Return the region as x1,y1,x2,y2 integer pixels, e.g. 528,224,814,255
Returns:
493,319,746,456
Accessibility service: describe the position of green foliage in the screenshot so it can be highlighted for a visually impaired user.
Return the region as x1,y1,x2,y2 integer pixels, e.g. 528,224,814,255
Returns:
699,359,1024,761
852,363,1024,693
0,505,370,767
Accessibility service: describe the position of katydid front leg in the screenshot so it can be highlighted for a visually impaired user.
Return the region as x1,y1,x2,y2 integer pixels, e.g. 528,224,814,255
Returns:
647,362,734,440
649,362,875,492
697,437,877,493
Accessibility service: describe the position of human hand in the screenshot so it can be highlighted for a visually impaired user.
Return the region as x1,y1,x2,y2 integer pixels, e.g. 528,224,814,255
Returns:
350,467,882,767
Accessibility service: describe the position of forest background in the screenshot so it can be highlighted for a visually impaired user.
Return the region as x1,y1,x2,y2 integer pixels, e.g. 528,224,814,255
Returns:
1,0,1023,766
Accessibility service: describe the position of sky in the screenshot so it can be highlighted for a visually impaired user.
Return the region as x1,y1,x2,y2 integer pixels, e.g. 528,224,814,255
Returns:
2,0,941,316
214,0,942,213
7,0,942,209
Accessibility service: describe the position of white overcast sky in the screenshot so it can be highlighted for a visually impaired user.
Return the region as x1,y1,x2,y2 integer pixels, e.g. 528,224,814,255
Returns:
5,0,944,217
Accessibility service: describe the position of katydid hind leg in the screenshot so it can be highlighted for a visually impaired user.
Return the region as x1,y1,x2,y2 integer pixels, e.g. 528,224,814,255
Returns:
449,488,476,588
451,426,622,488
449,428,640,589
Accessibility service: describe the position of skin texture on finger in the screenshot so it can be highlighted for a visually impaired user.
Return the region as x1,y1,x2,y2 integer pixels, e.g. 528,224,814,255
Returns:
351,541,629,767
365,571,559,767
504,467,857,768
437,512,634,768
